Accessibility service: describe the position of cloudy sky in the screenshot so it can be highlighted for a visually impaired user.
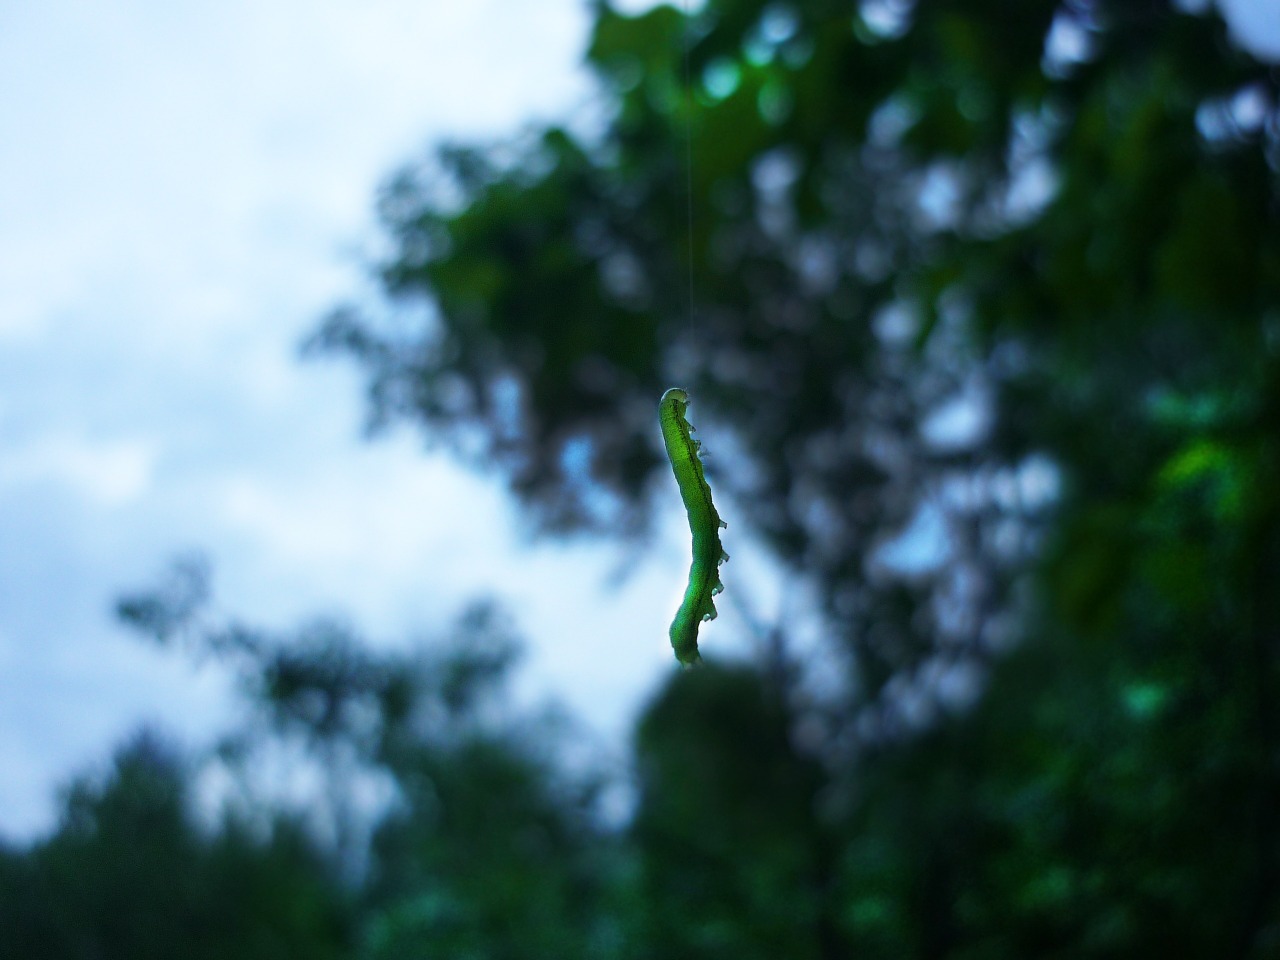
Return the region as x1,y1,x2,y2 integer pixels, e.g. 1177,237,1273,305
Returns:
1,0,1276,841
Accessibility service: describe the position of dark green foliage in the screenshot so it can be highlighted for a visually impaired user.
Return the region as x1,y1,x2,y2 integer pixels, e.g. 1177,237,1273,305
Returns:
349,614,623,960
299,0,1280,952
628,664,833,959
112,574,626,959
315,0,1280,696
26,0,1278,955
0,734,353,960
363,733,620,960
305,0,1280,953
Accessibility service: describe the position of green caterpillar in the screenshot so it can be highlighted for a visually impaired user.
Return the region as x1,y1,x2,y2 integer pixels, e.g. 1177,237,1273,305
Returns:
659,387,728,665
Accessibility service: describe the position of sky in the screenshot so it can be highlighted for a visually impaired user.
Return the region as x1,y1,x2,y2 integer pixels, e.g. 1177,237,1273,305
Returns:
1,0,1277,842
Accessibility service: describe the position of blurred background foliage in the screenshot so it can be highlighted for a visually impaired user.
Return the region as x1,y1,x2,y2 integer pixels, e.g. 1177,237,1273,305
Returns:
6,0,1280,955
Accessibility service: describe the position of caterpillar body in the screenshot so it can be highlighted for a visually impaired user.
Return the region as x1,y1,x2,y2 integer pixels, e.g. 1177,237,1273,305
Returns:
659,387,728,665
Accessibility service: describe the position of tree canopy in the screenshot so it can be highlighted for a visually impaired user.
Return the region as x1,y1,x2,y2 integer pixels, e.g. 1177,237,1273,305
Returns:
305,0,1280,951
314,0,1279,734
10,0,1279,956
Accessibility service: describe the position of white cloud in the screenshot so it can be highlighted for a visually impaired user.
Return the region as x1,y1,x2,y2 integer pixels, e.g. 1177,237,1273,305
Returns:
920,382,992,452
0,435,157,505
1217,0,1280,60
870,500,952,579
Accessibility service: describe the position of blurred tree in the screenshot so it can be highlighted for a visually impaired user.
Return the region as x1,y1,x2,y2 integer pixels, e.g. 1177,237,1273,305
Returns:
306,0,1280,954
627,663,836,959
0,732,353,960
307,0,1271,726
118,565,627,958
